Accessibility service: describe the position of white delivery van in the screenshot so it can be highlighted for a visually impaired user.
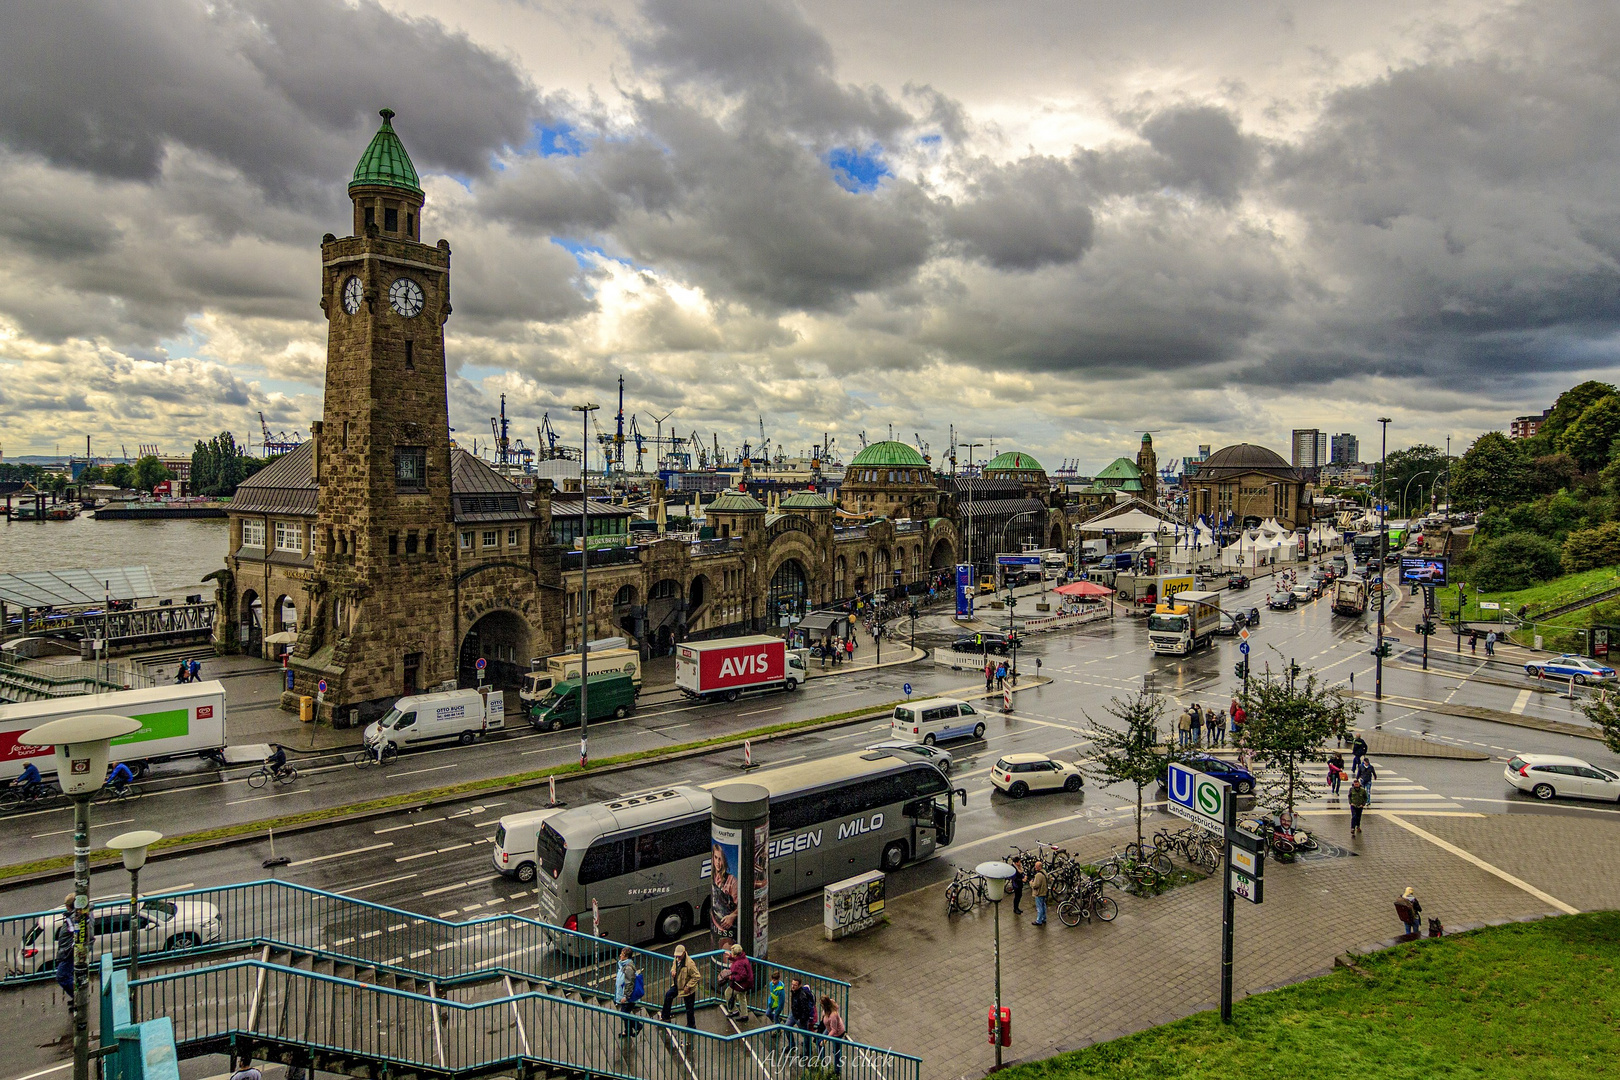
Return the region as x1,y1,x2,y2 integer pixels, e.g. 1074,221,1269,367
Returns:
519,648,643,706
363,687,504,752
889,697,985,745
491,807,566,883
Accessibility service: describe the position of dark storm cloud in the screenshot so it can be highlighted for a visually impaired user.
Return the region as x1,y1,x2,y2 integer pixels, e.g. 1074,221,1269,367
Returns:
1139,105,1259,204
943,156,1095,270
0,0,534,198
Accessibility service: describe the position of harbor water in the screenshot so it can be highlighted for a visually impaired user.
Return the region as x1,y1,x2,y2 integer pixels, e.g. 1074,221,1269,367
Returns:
0,516,228,599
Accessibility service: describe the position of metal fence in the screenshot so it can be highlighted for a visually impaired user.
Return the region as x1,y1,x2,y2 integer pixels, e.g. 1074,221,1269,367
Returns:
2,879,848,1027
134,958,916,1080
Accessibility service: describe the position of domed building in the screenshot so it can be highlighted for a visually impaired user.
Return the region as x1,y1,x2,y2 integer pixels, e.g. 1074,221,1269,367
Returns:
839,440,938,519
1187,443,1309,529
982,450,1048,495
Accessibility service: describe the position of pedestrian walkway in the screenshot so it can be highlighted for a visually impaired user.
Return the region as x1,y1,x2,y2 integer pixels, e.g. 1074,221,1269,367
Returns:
768,809,1609,1077
1290,764,1465,814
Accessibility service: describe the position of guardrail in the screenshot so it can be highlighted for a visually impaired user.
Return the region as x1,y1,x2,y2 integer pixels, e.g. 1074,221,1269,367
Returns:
102,952,181,1080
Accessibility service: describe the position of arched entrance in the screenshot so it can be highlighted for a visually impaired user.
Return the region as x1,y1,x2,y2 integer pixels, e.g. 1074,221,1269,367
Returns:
240,590,263,656
647,578,684,655
1049,523,1064,550
459,610,532,690
929,538,955,571
273,595,298,635
768,559,809,622
614,585,643,646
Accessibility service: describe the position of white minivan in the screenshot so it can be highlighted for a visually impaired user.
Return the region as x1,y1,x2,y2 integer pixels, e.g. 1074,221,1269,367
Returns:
889,697,985,745
492,807,567,883
363,687,505,752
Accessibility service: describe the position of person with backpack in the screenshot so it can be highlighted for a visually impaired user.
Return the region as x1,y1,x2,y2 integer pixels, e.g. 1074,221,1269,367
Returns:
54,894,83,1012
1348,779,1369,835
765,970,788,1042
718,943,754,1021
661,944,701,1029
1396,887,1423,936
189,658,202,682
1357,757,1378,799
1351,734,1368,773
789,976,818,1058
614,947,642,1037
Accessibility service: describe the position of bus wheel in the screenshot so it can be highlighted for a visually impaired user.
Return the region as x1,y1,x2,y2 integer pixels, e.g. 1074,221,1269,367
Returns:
881,841,907,871
656,905,689,941
515,862,536,884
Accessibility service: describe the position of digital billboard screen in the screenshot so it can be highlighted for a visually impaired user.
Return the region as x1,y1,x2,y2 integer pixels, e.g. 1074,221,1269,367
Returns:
1399,556,1448,587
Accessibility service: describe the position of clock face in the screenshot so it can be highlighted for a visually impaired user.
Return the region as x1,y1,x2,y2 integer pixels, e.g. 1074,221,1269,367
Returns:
389,277,425,318
341,276,363,315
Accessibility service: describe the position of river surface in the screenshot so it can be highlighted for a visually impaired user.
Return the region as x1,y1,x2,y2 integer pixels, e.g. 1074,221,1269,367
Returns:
0,516,228,599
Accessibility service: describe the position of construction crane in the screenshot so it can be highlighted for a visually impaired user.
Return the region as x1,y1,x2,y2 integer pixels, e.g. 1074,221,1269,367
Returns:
258,410,302,456
489,394,513,466
613,376,626,473
629,415,647,473
914,432,930,464
757,417,770,464
713,433,722,468
536,413,578,461
592,414,615,474
857,431,868,451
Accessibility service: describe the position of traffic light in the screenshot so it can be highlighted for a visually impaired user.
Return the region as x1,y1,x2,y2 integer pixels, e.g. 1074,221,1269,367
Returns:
1234,660,1249,680
1288,661,1302,679
1371,641,1392,658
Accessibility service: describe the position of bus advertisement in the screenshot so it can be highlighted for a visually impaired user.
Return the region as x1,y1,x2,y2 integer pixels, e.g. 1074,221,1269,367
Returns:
527,751,963,951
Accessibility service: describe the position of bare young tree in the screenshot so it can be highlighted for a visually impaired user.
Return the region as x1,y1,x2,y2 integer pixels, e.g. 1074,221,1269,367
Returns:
1235,662,1360,818
1084,690,1189,847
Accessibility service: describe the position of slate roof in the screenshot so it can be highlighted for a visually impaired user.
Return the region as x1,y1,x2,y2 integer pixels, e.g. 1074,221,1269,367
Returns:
350,109,423,195
230,442,319,516
231,443,531,523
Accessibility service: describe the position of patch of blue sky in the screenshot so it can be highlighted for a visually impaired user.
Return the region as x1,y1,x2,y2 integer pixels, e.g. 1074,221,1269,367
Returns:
916,133,943,147
534,122,587,158
826,144,889,193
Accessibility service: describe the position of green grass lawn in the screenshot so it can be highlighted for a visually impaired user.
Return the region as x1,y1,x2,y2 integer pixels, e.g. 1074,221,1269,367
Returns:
1441,565,1620,623
1003,913,1620,1080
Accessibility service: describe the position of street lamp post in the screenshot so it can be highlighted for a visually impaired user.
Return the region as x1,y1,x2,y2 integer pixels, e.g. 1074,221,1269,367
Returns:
1400,471,1432,520
976,861,1017,1070
22,713,141,1080
572,402,600,769
105,830,162,980
1376,417,1392,702
959,442,984,586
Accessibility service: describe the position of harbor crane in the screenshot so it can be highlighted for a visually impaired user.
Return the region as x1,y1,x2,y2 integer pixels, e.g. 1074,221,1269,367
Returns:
914,432,930,464
258,410,303,456
489,394,513,466
629,415,647,473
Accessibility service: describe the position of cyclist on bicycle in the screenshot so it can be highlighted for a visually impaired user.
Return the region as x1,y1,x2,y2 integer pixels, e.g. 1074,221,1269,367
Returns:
106,762,135,795
265,743,290,779
10,762,43,799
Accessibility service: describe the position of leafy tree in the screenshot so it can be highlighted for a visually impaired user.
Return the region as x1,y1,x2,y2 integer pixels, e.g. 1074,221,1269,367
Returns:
133,455,172,492
1556,395,1620,472
1456,531,1564,591
1083,691,1188,848
1529,452,1584,497
1374,444,1451,516
1581,697,1620,756
76,464,105,484
1561,522,1620,574
189,431,265,497
1530,380,1617,454
1234,663,1358,818
105,463,135,489
1451,432,1529,511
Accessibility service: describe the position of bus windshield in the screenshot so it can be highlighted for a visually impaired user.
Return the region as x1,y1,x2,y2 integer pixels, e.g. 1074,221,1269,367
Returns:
1147,614,1187,633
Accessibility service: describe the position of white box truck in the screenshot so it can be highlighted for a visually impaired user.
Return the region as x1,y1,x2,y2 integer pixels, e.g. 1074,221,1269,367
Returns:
675,636,809,702
519,648,642,707
0,682,228,779
1148,591,1222,655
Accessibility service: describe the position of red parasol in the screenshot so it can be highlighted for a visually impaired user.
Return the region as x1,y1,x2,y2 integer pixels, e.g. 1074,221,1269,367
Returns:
1053,580,1115,598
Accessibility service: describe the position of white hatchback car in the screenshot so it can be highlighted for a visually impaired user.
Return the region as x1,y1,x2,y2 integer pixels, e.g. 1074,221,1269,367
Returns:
865,741,954,774
1505,754,1620,803
991,753,1084,798
16,897,222,972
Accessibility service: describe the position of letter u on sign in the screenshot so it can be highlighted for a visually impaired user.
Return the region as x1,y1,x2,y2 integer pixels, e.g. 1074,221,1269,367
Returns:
1167,766,1196,808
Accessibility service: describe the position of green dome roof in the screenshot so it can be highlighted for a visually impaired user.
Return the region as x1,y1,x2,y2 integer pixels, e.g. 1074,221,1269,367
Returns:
708,490,766,513
986,451,1044,473
350,109,423,195
849,440,927,468
780,491,834,510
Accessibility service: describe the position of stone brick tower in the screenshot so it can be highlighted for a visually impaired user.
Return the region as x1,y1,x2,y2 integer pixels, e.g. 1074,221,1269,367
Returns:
1137,432,1158,506
289,110,457,713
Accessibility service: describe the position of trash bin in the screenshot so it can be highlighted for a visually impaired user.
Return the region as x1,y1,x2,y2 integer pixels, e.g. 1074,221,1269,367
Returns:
299,695,314,724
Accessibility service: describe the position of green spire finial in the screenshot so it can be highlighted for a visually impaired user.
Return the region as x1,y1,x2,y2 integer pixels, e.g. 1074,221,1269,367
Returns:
350,108,422,195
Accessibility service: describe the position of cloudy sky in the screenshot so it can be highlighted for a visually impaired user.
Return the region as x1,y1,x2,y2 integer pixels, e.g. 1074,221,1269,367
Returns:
2,0,1617,472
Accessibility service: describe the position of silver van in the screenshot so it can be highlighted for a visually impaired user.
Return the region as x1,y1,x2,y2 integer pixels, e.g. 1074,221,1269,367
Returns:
889,697,985,745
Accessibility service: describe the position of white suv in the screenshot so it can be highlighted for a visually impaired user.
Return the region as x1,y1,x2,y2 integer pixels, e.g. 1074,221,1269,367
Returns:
1505,754,1620,803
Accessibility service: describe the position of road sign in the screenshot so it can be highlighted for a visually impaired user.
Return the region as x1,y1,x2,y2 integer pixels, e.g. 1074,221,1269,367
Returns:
1239,628,1249,641
1229,866,1263,904
903,683,912,697
1479,601,1500,611
476,657,488,671
1238,642,1250,656
1166,761,1232,835
317,679,328,695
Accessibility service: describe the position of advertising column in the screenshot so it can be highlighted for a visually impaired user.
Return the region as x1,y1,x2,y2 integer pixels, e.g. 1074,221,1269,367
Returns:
956,564,975,620
710,783,770,957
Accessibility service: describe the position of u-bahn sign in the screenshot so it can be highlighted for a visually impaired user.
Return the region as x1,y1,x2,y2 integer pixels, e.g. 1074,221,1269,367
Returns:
1166,762,1233,835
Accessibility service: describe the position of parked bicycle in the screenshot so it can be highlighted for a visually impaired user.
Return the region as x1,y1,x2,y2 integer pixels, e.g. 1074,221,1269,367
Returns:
1057,877,1118,927
945,867,985,914
246,763,300,789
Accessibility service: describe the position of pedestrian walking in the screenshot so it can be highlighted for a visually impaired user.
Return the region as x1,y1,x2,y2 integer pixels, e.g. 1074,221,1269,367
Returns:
1177,709,1192,748
984,660,995,693
614,947,642,1037
1009,863,1024,914
1485,631,1497,657
1357,757,1377,798
789,977,818,1058
1396,887,1423,936
818,996,846,1076
765,970,787,1040
660,944,701,1029
995,662,1007,690
1348,779,1368,834
1030,862,1049,925
229,1054,263,1080
1351,734,1368,772
1327,757,1344,795
175,663,188,685
1206,710,1219,746
719,943,754,1020
189,657,201,682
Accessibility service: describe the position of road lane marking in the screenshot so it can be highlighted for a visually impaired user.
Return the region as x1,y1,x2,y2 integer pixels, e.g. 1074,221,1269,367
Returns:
422,874,500,898
738,707,782,717
289,842,393,867
1511,690,1531,714
32,818,132,839
374,818,446,834
226,790,309,805
1380,813,1579,914
389,764,460,779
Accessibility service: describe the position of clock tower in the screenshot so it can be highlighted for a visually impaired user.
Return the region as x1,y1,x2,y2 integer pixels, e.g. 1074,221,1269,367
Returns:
291,109,459,711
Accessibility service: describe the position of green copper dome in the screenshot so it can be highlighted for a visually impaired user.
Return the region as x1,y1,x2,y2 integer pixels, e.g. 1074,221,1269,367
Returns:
708,490,767,513
350,109,423,195
986,451,1044,473
780,491,834,510
848,440,927,468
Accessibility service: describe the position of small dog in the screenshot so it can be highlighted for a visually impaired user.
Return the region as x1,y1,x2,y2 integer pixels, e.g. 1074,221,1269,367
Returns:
1427,917,1444,938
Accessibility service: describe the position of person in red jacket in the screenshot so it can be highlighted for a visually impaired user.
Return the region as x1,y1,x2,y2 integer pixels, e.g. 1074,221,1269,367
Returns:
718,943,754,1021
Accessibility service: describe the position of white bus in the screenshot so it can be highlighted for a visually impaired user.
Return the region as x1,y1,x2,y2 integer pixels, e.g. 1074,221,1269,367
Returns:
529,751,963,947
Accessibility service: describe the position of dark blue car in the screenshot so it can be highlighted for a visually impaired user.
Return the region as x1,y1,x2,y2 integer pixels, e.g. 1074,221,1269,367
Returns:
1161,754,1256,795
